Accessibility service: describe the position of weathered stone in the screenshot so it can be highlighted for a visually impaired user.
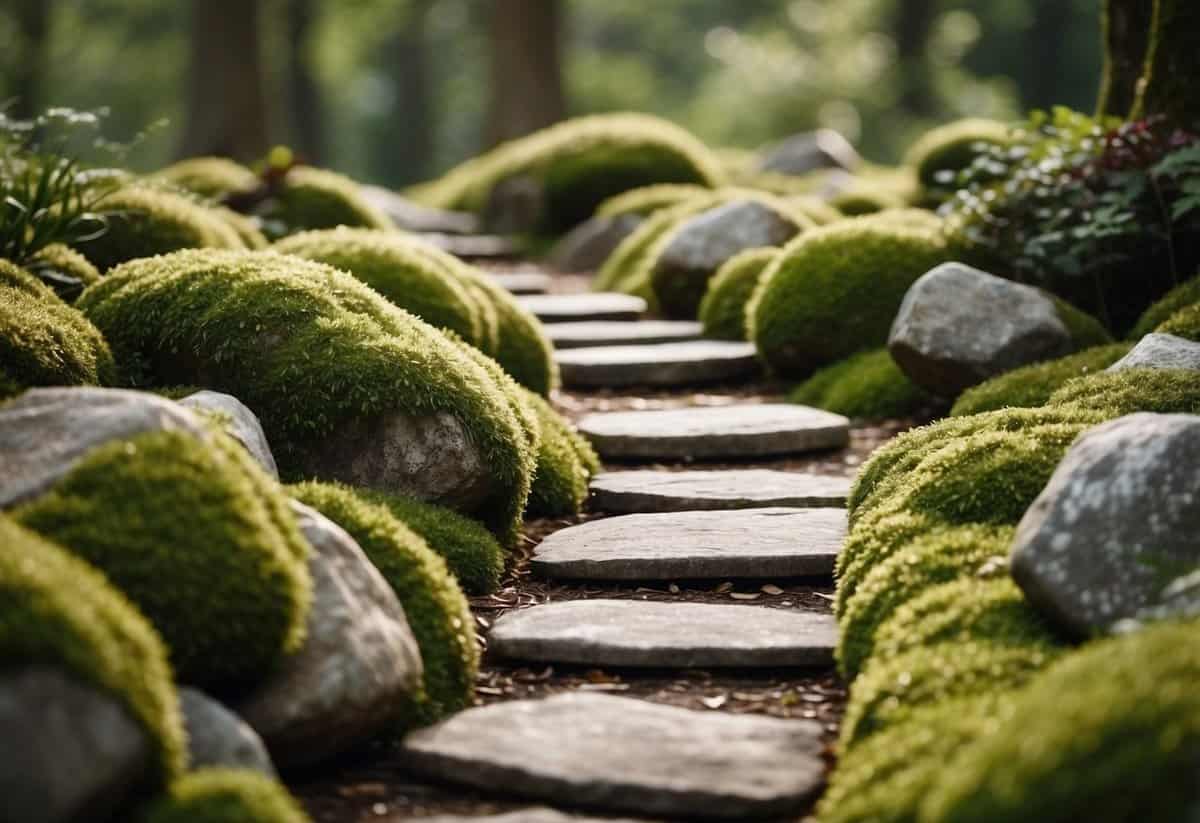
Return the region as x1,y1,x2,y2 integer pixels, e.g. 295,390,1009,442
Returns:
532,508,845,580
653,200,801,318
1107,332,1200,373
757,129,862,175
419,810,654,823
578,404,850,461
1012,413,1200,638
418,233,520,260
179,389,278,479
237,502,423,769
481,266,552,295
549,214,644,273
0,666,151,823
400,693,824,820
547,320,704,350
588,469,851,513
1115,569,1200,634
517,293,647,323
556,341,760,389
489,600,837,668
359,185,480,235
0,386,212,510
180,688,276,776
888,262,1079,396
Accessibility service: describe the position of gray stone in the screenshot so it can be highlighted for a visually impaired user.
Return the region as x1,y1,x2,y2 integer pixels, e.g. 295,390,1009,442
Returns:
588,469,851,513
180,688,276,776
489,600,837,668
400,693,824,820
549,214,644,273
547,320,704,350
483,175,545,235
532,508,846,580
179,389,278,478
237,502,423,769
653,200,801,318
757,129,862,175
888,262,1080,396
578,403,850,461
482,267,552,295
419,810,654,823
1115,569,1200,634
1107,333,1200,373
0,387,212,510
1012,413,1200,638
518,293,647,323
0,666,151,823
418,233,520,260
557,341,760,389
359,185,480,235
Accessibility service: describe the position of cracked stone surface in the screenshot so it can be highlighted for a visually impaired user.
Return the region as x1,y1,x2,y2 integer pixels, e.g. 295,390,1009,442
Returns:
588,469,850,513
556,341,760,389
546,320,704,350
517,293,647,323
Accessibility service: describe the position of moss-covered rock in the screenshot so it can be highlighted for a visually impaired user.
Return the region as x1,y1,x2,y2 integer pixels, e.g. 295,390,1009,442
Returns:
0,516,186,785
749,220,952,377
830,184,908,215
949,343,1133,416
595,183,714,218
905,118,1012,195
698,247,777,341
782,195,844,225
264,166,392,236
154,156,261,200
788,348,936,420
1155,302,1200,341
211,207,269,250
27,243,102,301
77,249,535,542
14,430,311,690
1048,367,1200,416
1128,274,1200,338
287,481,477,723
522,388,602,518
138,769,311,823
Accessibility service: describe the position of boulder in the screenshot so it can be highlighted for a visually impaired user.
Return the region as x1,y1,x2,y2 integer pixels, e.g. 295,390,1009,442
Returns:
1011,413,1200,637
757,129,862,175
179,688,276,776
548,214,643,273
178,390,278,479
1107,332,1200,373
237,502,423,769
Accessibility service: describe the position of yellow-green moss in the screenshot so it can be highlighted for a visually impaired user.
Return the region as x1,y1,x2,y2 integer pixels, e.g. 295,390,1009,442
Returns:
1129,274,1200,338
698,247,778,341
154,157,261,200
788,348,936,420
782,195,844,225
27,243,102,301
211,207,269,250
1048,367,1200,415
266,166,392,236
830,184,907,215
457,267,559,396
904,118,1013,194
595,183,714,218
1155,303,1200,341
522,388,601,518
138,769,311,823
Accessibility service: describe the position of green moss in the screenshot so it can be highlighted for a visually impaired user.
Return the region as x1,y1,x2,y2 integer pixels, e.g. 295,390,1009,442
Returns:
698,247,777,340
1155,302,1200,341
457,267,559,396
595,183,714,217
1048,367,1200,415
835,509,939,617
154,156,261,199
1050,295,1114,349
266,166,392,236
856,208,945,233
904,119,1013,192
924,618,1200,823
0,258,56,298
28,243,102,301
288,481,478,723
0,516,186,785
15,430,311,690
211,207,268,250
77,249,535,541
138,769,311,823
749,221,951,377
522,388,601,518
788,348,936,420
830,184,907,215
782,195,844,225
949,343,1133,416
594,195,721,295
1128,274,1200,338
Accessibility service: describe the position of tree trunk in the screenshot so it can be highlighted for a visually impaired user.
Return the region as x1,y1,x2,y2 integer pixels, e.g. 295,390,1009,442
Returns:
893,0,938,117
1097,0,1154,118
10,0,51,120
1134,0,1200,127
285,0,326,164
179,0,271,162
484,0,567,148
1026,2,1073,111
375,0,436,186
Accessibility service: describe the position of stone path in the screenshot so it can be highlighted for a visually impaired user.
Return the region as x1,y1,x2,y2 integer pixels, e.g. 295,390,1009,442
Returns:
556,341,760,389
588,469,851,513
546,319,704,349
484,268,552,295
517,293,648,323
421,811,654,823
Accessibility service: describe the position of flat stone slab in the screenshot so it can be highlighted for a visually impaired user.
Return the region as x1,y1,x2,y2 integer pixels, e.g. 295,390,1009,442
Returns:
420,809,655,823
589,469,851,513
489,600,836,668
547,320,704,350
400,693,824,820
578,404,850,461
556,341,759,389
517,293,647,323
419,233,519,259
483,268,552,295
531,508,845,580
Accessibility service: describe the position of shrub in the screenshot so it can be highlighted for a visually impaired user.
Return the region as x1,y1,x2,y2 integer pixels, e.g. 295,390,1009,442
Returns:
263,166,392,236
77,249,535,541
949,343,1133,416
288,481,478,723
1048,367,1200,415
1155,302,1200,340
154,156,260,199
749,220,951,377
904,118,1013,196
0,516,186,784
14,430,311,690
138,769,310,823
788,348,936,419
1127,273,1200,338
698,247,778,340
27,243,101,301
595,183,713,217
522,388,601,518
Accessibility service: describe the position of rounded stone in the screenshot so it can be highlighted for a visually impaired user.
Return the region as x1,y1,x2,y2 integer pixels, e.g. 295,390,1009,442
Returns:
482,268,552,295
546,320,704,350
556,341,760,389
588,469,851,513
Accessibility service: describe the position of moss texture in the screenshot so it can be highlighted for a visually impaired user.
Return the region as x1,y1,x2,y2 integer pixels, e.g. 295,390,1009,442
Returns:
288,481,478,723
904,118,1013,193
522,387,602,518
788,348,936,420
949,343,1133,416
77,249,535,542
266,166,392,236
1128,273,1200,338
595,183,714,218
15,430,311,690
154,156,261,199
211,208,269,250
0,516,186,785
28,243,102,300
1048,367,1200,416
830,184,907,215
698,247,778,341
1155,302,1200,341
138,769,311,823
783,196,844,225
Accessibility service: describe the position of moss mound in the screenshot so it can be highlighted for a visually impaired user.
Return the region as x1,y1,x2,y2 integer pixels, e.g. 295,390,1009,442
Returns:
77,249,535,541
924,618,1200,823
1048,367,1200,416
905,118,1012,193
596,183,713,217
154,156,261,199
0,516,186,784
138,769,310,823
949,343,1133,416
1128,273,1200,338
1155,302,1200,341
212,207,269,250
782,195,844,225
522,388,602,518
27,243,102,300
14,430,311,690
265,166,392,236
788,348,936,419
749,220,951,377
288,481,478,723
698,247,777,341
830,184,907,215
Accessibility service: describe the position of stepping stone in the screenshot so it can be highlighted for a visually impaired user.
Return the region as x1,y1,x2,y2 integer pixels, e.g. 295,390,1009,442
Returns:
556,341,759,389
420,808,653,823
400,693,824,820
484,268,552,295
547,320,704,350
489,600,836,668
517,293,647,323
578,404,850,461
419,233,518,259
588,469,851,513
531,508,845,580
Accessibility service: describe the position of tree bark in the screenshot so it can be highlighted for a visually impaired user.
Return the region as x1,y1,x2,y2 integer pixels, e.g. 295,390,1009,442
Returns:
179,0,271,162
1097,0,1154,118
893,0,938,117
1026,2,1073,111
484,0,567,148
10,0,51,120
375,0,436,186
1134,0,1200,127
285,0,326,164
